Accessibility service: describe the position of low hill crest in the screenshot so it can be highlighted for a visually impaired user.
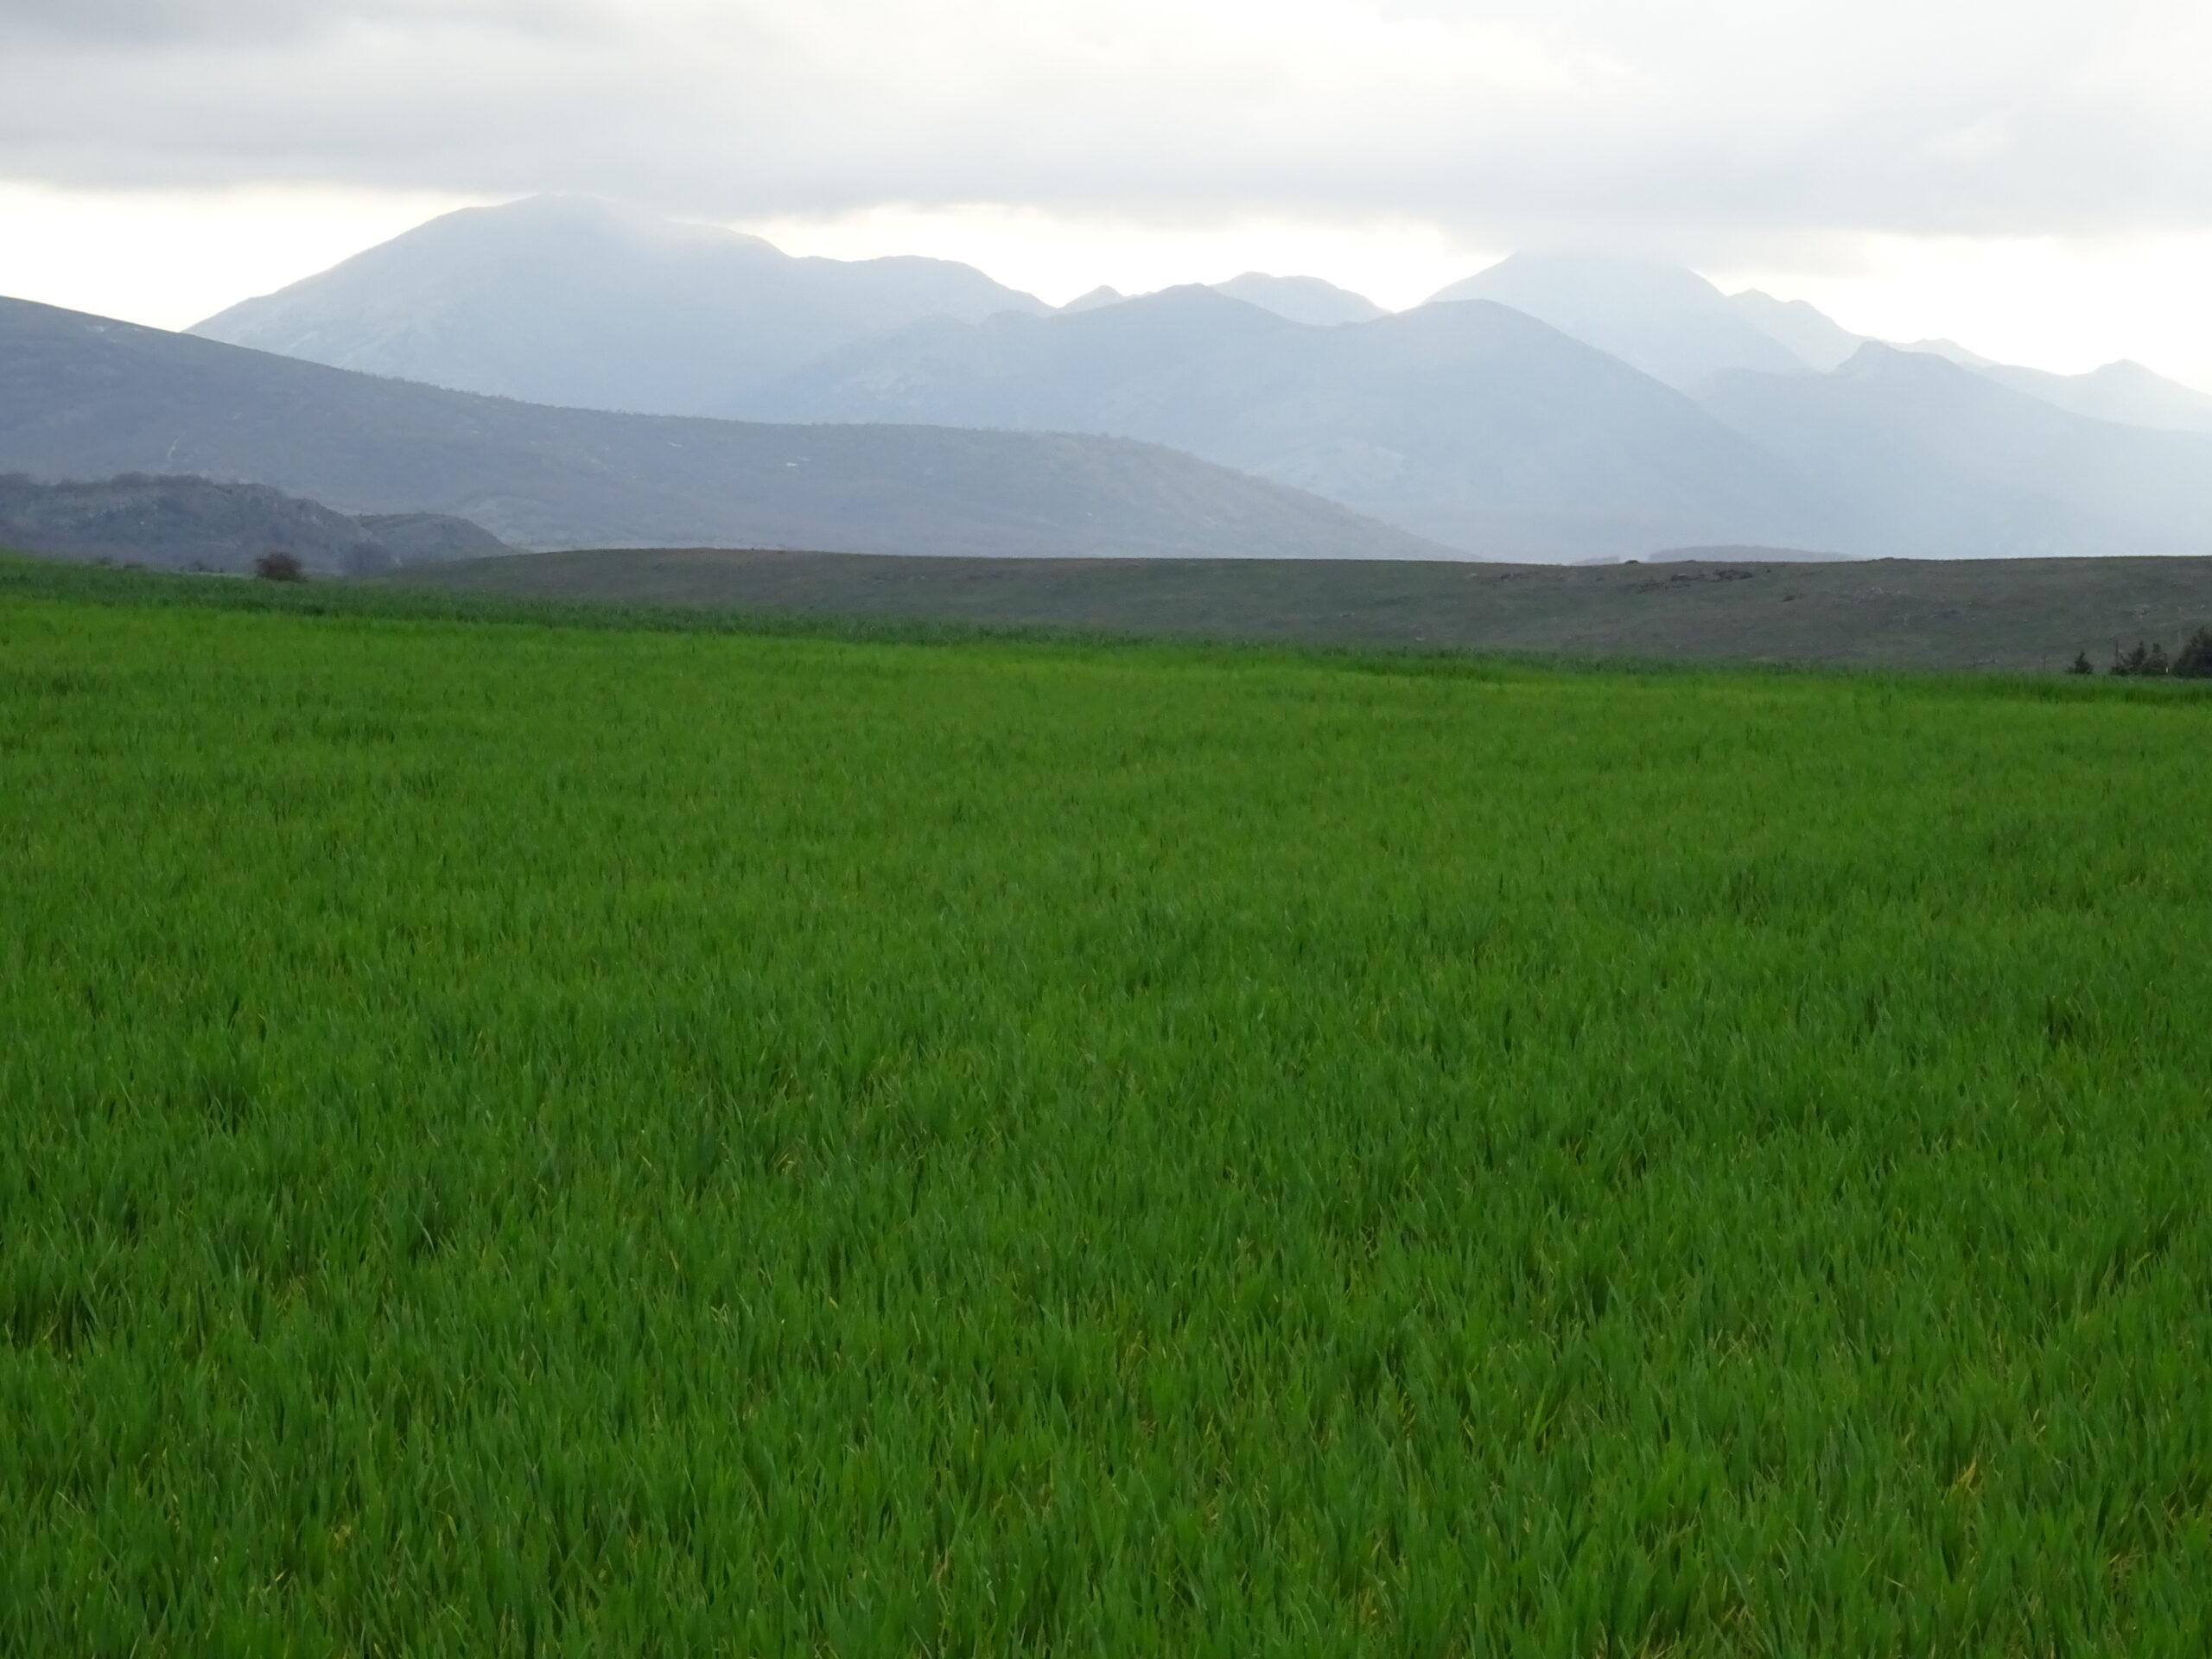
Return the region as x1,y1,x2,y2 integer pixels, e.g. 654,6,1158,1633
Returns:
4,295,1448,563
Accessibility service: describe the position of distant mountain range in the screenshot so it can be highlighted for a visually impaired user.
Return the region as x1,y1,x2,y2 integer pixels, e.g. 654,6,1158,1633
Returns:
0,474,507,574
1700,344,2212,557
729,285,1836,560
0,297,1445,561
18,195,2202,564
192,196,1052,417
738,285,2212,559
1726,290,1866,373
1427,251,1809,391
1974,359,2212,435
1208,274,1388,327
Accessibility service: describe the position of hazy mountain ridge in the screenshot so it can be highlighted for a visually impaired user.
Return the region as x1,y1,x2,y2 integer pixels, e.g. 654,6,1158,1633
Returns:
1697,344,2212,556
735,285,1846,560
191,196,1052,417
3,297,1447,562
0,473,508,573
1424,252,1808,391
1972,359,2212,435
190,196,2212,456
1726,290,1866,372
69,199,2212,563
1209,274,1387,326
741,279,2212,559
1433,252,2212,437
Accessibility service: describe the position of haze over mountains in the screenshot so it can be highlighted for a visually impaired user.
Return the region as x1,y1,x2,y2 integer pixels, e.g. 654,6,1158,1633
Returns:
1974,360,2212,435
1726,291,1867,373
10,193,2193,564
1427,252,1810,391
1208,275,1389,327
740,285,2212,558
3,297,1441,561
1701,346,2212,557
734,287,1835,560
193,196,1052,417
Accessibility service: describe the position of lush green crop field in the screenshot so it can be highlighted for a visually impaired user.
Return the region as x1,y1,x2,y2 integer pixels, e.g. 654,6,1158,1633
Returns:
4,561,2211,1656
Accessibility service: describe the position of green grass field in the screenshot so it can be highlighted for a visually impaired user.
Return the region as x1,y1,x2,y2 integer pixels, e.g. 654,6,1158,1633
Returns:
5,559,2211,1655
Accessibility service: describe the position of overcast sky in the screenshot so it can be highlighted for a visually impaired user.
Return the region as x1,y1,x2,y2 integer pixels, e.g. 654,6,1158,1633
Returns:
3,0,2210,382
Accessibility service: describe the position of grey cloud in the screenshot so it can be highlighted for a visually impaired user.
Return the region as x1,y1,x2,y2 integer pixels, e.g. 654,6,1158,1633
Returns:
0,0,601,47
0,0,320,45
0,0,2207,255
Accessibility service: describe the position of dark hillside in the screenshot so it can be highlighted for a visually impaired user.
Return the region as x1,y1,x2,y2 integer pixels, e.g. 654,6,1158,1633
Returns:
388,544,2212,671
0,474,505,574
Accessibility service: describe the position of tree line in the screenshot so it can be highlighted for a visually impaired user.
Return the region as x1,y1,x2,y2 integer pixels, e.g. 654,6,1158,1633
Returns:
2070,627,2212,677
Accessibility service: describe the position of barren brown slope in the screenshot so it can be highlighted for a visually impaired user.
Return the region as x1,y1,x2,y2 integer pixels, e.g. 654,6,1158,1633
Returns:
387,546,2212,671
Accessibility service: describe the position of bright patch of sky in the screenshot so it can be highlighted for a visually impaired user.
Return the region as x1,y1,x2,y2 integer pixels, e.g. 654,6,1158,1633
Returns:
0,182,482,329
1711,234,2212,385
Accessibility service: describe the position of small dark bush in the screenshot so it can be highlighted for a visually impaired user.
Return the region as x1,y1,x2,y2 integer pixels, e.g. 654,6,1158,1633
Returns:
2110,641,2165,677
254,550,305,583
2172,627,2212,679
2067,652,2094,676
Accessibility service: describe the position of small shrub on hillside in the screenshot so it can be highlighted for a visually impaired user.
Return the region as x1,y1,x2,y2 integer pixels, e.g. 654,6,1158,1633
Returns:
254,550,305,582
2172,627,2212,679
2068,652,2094,676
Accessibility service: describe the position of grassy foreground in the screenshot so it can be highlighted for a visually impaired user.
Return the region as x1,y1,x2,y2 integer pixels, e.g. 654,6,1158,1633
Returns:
4,563,2211,1655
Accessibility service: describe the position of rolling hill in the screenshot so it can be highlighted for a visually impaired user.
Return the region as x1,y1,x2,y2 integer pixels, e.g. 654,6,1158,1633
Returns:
384,543,2212,673
0,296,1446,562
